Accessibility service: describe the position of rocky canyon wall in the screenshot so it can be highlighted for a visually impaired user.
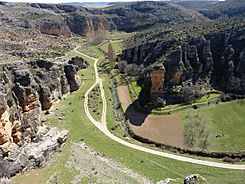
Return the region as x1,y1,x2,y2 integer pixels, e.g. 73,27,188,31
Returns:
121,28,245,96
0,58,87,177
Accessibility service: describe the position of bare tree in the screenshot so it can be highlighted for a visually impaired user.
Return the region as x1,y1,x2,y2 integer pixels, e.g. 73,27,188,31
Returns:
184,110,210,150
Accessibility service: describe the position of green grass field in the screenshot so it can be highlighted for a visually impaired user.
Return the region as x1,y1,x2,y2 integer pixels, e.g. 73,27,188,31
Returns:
130,81,141,97
196,100,245,152
100,40,123,54
98,67,127,139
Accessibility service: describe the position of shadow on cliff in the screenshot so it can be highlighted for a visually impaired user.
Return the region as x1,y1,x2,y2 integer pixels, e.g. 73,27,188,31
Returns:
125,101,151,126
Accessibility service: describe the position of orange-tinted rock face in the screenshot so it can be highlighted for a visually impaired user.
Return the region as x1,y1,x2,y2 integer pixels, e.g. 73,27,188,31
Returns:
0,124,9,145
15,87,39,112
84,18,95,35
171,70,183,85
40,24,72,37
25,91,39,112
0,112,21,151
0,59,83,154
150,69,165,93
84,19,108,38
98,21,105,31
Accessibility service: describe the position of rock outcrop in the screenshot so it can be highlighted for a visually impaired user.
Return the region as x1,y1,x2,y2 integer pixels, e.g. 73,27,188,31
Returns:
0,125,68,177
0,177,12,184
66,14,115,36
0,58,84,176
68,56,89,69
121,27,245,105
184,174,207,184
40,22,72,37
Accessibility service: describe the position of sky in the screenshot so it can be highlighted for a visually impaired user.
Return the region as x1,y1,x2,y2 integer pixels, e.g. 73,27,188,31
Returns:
2,0,142,3
1,0,226,4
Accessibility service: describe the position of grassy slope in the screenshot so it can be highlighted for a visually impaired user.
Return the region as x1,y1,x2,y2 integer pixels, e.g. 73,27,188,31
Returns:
151,93,220,115
201,100,245,152
180,100,245,153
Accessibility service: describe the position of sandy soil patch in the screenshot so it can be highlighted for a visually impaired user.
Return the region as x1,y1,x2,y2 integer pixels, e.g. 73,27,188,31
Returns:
117,85,132,111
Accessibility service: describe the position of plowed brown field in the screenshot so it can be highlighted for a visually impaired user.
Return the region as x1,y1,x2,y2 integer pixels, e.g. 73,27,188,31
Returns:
117,86,184,147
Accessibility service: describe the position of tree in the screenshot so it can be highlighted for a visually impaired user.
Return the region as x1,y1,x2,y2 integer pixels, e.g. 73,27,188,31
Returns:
118,60,127,73
184,110,210,151
108,42,115,69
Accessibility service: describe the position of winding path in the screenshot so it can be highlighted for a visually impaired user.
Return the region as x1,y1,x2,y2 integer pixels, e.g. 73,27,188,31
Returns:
81,51,245,170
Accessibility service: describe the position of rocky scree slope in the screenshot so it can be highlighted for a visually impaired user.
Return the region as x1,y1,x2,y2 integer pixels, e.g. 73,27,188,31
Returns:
120,27,245,104
0,58,88,177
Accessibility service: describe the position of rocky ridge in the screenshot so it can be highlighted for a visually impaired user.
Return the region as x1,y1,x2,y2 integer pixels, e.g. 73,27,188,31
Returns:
0,1,207,37
0,57,88,177
0,125,68,177
1,0,243,39
120,27,245,105
199,0,245,19
101,1,207,32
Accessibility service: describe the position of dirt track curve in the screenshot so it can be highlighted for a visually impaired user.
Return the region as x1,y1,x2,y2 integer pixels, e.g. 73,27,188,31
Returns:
80,50,245,170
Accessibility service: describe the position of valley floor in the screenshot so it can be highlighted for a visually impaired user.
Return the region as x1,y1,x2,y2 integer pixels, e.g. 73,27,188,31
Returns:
13,44,245,184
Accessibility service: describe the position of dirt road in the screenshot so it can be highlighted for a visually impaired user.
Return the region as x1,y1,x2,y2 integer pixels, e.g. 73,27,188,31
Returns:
81,51,245,170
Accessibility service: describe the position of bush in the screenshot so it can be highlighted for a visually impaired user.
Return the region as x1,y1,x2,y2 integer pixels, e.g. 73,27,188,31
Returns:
223,156,235,163
118,60,127,73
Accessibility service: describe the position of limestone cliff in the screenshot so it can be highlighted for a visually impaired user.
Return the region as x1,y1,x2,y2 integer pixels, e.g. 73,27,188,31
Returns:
0,58,87,177
40,22,72,37
121,27,245,106
66,14,115,36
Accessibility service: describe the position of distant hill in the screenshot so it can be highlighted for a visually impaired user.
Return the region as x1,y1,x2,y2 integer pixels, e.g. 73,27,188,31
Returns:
198,0,245,19
1,0,243,36
172,0,217,10
101,1,207,32
62,2,110,7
